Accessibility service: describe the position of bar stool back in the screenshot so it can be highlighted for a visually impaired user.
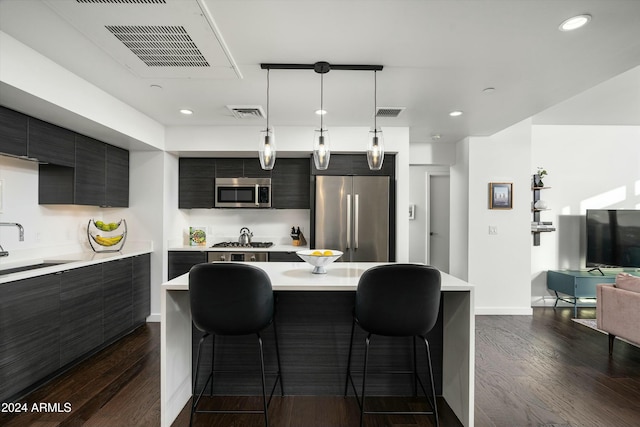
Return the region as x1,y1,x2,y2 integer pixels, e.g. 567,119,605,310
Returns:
189,262,283,427
345,263,441,427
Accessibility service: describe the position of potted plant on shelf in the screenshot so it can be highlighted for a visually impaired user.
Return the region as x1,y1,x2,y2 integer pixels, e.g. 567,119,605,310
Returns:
534,167,547,187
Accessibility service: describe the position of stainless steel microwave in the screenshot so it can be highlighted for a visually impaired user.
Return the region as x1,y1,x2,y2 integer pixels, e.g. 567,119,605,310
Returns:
214,177,272,208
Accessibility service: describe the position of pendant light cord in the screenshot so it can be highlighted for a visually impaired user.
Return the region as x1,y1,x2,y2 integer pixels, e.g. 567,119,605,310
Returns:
320,73,324,132
266,68,270,131
374,70,377,132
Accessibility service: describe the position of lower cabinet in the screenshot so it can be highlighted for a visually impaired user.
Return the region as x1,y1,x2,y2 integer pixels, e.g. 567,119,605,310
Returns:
0,274,60,401
0,253,151,402
268,251,304,262
168,251,207,280
103,258,134,342
60,265,104,367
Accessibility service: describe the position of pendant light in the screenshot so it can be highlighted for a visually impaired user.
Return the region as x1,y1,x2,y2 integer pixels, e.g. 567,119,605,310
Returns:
259,68,276,170
367,70,384,170
313,71,330,170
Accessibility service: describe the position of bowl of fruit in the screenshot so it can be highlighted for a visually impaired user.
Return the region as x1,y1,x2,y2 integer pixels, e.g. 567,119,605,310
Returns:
296,249,343,274
87,219,127,252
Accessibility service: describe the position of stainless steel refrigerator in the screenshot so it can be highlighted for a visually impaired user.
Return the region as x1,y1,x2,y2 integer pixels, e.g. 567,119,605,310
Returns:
314,175,390,262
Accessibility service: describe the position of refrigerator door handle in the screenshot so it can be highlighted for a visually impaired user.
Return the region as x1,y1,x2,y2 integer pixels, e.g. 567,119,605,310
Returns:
346,194,352,249
354,194,359,249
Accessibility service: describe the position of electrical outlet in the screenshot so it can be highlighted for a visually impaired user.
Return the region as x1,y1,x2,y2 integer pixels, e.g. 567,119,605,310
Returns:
489,226,498,235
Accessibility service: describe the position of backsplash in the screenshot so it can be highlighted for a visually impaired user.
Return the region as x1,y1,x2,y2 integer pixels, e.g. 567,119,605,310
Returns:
184,209,310,245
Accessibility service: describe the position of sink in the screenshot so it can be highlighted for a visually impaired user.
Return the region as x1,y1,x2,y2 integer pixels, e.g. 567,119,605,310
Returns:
0,262,68,276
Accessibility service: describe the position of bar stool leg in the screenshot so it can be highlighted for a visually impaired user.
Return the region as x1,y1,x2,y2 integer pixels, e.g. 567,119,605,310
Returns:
257,333,269,427
210,335,215,396
272,318,284,396
413,336,418,397
360,333,372,427
344,318,356,397
423,336,439,427
190,333,208,427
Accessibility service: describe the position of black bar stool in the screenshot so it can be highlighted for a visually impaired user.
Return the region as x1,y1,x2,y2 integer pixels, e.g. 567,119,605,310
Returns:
188,263,283,427
344,263,441,427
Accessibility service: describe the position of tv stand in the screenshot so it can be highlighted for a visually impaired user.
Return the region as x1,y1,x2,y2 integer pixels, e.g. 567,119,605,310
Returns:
547,270,617,317
587,267,604,276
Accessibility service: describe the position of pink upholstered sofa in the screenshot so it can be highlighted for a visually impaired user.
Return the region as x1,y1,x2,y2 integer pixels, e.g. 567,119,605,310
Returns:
596,273,640,355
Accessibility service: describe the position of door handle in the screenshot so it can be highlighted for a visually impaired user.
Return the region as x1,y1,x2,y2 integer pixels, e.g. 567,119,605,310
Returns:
346,194,352,249
255,184,259,206
354,194,359,249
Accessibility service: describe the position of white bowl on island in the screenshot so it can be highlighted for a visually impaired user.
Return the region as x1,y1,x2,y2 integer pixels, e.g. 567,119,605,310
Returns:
296,249,343,274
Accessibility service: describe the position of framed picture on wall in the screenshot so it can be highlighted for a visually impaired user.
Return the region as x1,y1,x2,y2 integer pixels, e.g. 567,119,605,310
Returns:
489,182,513,209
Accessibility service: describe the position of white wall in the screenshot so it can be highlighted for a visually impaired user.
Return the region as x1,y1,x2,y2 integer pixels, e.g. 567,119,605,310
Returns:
467,119,533,315
531,124,640,303
450,138,470,281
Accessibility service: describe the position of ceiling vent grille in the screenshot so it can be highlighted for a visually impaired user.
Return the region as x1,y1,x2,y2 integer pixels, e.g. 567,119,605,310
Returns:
227,106,266,119
105,25,209,67
375,107,406,118
77,0,167,4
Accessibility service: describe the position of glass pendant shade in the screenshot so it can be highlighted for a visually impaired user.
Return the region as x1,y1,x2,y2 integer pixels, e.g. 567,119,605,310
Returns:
259,127,276,170
367,128,384,170
313,129,331,170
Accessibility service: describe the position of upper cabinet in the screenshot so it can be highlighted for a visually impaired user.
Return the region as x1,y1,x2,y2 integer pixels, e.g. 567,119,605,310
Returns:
28,118,75,167
0,106,130,207
0,106,28,157
311,153,395,176
271,158,310,209
178,157,311,209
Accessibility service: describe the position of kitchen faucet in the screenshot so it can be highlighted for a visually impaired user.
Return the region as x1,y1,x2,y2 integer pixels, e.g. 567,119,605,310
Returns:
0,222,25,257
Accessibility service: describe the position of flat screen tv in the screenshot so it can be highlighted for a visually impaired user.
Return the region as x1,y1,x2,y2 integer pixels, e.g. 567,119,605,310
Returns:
586,209,640,268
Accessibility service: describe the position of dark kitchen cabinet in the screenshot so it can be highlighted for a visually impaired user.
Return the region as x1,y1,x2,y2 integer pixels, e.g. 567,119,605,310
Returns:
312,153,395,176
168,251,207,279
272,158,311,209
103,257,134,342
28,117,75,167
59,265,104,366
215,158,271,178
0,254,150,402
39,134,129,207
179,158,216,208
133,254,151,324
0,106,28,157
268,251,303,262
75,134,107,206
105,144,129,207
0,274,60,401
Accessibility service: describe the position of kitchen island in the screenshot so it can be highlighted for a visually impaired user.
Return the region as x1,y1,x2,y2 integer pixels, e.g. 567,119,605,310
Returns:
161,262,475,427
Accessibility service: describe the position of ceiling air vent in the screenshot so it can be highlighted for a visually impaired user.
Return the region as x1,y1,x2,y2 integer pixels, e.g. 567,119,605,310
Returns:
375,107,406,118
105,25,209,67
227,106,266,119
77,0,167,4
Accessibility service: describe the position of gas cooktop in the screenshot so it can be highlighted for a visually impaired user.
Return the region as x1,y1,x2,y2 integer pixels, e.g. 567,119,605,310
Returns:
211,241,274,248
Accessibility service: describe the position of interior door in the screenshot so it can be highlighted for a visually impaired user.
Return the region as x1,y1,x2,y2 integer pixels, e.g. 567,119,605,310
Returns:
428,174,450,272
352,176,389,262
315,176,350,260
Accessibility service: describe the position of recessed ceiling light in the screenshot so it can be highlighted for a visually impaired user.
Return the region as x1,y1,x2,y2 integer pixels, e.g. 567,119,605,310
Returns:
315,109,327,115
431,134,441,141
150,84,163,90
482,87,496,93
449,110,463,117
559,14,591,31
180,109,193,115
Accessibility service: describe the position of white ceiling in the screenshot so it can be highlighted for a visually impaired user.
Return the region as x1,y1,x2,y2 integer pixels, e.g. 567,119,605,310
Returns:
1,0,640,147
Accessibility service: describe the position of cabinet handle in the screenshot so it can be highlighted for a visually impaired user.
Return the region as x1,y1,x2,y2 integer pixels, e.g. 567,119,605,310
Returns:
354,194,359,249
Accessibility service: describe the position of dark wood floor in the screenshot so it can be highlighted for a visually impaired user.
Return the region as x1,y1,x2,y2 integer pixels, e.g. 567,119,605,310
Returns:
2,307,640,426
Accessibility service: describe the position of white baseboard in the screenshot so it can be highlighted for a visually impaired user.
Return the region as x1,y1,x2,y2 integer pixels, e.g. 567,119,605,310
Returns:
146,313,161,323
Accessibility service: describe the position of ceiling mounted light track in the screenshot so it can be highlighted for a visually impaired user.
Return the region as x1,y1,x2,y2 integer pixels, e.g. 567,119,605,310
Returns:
260,62,383,73
259,61,384,170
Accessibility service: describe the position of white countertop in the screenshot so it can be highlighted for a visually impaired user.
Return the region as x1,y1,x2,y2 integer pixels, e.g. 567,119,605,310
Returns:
0,244,153,284
162,261,474,292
